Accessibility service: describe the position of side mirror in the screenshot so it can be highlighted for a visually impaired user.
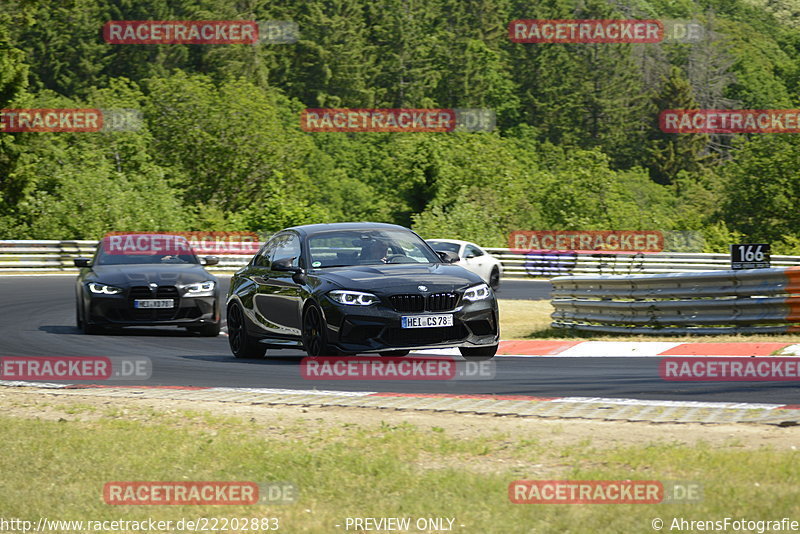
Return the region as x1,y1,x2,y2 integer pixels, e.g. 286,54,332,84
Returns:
465,253,476,259
437,250,460,263
74,258,92,268
272,257,307,284
272,257,303,274
203,256,220,266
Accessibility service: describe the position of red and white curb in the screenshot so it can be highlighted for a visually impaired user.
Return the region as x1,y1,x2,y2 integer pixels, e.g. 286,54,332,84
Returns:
2,381,798,425
420,341,800,357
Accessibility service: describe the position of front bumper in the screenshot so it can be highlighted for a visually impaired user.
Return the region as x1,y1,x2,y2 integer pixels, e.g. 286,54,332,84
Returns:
320,297,499,353
85,293,219,327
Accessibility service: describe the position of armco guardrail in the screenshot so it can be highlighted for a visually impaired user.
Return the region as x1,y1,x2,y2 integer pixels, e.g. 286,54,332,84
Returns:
3,241,800,277
550,267,800,335
0,240,252,273
484,248,800,277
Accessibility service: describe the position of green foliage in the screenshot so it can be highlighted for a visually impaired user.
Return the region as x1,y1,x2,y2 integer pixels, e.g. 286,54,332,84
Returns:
720,135,800,245
144,73,319,231
1,88,188,239
0,0,797,252
646,66,711,185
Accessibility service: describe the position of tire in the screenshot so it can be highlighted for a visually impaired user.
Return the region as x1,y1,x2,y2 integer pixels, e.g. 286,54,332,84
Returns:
489,267,500,290
302,304,336,357
227,303,266,359
189,322,221,337
78,300,102,335
459,344,498,360
379,350,410,357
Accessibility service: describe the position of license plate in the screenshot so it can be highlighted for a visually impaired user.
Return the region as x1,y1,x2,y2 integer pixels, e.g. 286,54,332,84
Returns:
134,299,174,309
401,314,453,328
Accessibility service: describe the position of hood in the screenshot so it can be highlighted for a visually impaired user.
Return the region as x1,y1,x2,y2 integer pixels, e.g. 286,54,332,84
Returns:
313,263,483,294
89,264,216,287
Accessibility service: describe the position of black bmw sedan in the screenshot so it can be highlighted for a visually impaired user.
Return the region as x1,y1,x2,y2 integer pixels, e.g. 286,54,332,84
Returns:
74,234,221,336
226,222,499,359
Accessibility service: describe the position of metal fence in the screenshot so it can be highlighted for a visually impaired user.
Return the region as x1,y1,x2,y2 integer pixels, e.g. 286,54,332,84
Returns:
3,241,800,278
0,240,251,273
485,248,800,278
550,267,800,335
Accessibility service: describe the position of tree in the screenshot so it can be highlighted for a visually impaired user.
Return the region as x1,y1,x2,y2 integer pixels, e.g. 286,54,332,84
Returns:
0,81,190,239
366,0,445,107
0,12,31,233
720,134,800,244
144,73,319,231
645,66,710,185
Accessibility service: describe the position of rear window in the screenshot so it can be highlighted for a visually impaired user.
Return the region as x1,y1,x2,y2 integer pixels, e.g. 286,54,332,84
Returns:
427,241,460,254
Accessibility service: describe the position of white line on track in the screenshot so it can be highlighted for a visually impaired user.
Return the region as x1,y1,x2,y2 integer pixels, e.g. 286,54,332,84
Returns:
553,397,785,410
212,387,377,397
0,381,791,411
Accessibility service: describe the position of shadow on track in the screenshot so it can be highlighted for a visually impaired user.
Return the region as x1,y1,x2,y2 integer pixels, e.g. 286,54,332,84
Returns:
39,325,221,337
178,354,306,365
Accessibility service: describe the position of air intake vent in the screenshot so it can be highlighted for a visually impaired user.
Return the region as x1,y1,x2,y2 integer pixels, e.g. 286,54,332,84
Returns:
389,292,459,312
389,294,425,312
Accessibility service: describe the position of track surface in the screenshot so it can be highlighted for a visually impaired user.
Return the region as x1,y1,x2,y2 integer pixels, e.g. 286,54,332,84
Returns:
1,276,798,405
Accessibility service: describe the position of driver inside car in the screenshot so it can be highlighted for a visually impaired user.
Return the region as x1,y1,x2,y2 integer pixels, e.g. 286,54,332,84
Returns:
360,240,389,263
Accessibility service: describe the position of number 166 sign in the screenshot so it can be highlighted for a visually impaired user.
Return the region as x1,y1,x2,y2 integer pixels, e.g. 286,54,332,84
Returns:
730,243,770,270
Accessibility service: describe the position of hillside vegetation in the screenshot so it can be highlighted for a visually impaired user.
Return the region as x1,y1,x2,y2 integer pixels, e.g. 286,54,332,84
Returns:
0,0,798,251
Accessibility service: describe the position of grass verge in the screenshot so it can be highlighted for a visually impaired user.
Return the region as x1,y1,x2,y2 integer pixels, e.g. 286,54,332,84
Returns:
1,395,799,533
499,300,800,343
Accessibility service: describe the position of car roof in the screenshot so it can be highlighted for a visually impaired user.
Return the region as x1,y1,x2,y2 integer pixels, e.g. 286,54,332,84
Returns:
285,222,413,237
426,238,472,246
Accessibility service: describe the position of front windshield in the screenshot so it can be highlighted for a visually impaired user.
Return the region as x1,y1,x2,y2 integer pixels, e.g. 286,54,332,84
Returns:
308,229,440,268
95,247,199,266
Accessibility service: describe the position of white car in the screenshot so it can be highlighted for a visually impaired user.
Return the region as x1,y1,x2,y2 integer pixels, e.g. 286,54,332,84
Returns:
426,239,503,289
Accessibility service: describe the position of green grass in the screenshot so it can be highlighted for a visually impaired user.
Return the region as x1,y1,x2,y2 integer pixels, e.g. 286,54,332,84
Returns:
1,404,799,533
499,300,800,343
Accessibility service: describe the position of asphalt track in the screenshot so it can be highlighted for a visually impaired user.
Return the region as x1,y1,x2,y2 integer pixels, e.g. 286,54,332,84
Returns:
1,276,798,405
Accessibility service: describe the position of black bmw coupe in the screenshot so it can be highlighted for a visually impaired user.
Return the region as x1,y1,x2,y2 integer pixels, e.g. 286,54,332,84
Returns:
226,222,499,359
74,234,221,336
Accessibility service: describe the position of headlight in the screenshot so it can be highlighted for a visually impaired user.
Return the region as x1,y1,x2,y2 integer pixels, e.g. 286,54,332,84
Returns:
184,281,216,295
88,282,123,295
328,290,378,306
463,283,490,302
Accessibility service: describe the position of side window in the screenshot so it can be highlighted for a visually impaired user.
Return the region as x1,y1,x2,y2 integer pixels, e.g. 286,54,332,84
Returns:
270,233,301,268
253,240,277,268
465,245,484,258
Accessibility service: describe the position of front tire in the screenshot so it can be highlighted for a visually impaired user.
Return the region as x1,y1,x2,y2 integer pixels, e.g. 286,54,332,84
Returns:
227,303,266,359
489,268,500,290
302,304,336,356
189,322,221,337
459,344,497,360
78,300,102,335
